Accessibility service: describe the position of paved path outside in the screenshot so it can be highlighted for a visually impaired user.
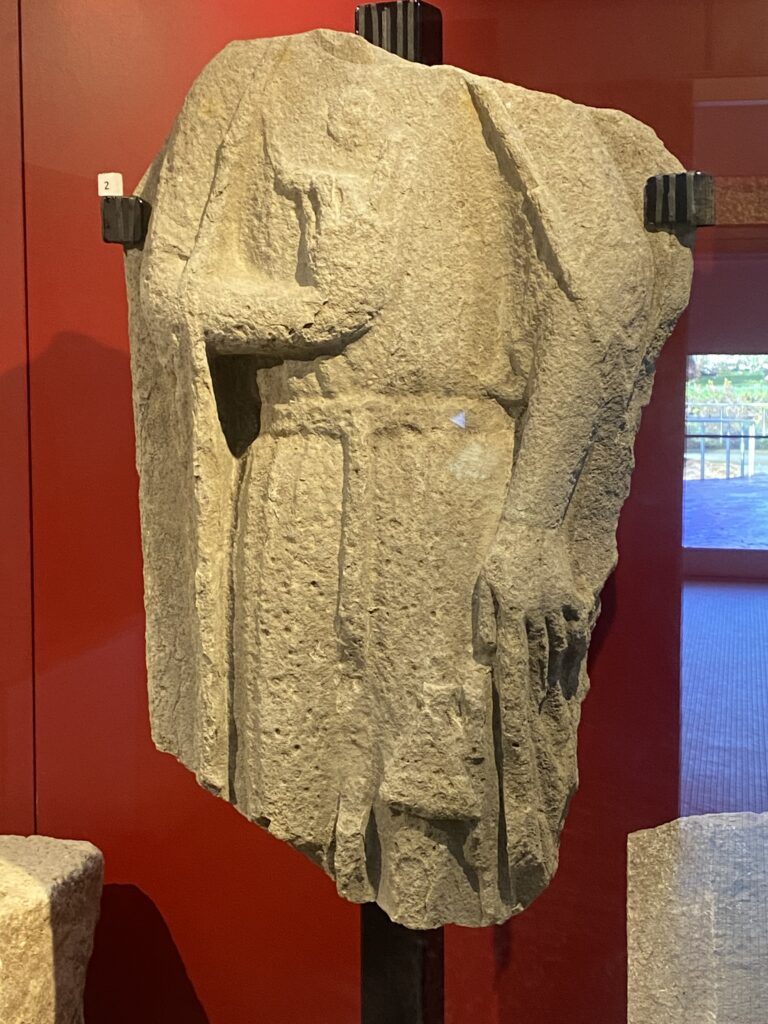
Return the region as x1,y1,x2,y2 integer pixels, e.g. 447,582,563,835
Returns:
684,475,768,549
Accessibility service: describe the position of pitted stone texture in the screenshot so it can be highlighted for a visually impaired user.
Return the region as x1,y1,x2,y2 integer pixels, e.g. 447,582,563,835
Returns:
628,813,768,1024
125,28,692,928
0,836,103,1024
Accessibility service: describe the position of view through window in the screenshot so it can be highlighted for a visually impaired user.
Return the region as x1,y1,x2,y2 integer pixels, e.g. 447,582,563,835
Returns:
683,354,768,549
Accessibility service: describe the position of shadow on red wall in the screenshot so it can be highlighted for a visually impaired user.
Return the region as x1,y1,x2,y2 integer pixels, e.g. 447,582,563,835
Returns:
85,885,210,1023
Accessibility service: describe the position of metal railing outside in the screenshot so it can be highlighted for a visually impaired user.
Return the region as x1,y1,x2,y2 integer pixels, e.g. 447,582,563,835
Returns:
684,403,768,480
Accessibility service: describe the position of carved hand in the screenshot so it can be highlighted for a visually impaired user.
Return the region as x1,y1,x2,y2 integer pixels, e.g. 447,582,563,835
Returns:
478,521,594,701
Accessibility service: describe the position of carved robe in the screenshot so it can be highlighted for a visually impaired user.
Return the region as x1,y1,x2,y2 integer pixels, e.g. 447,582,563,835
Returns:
125,29,692,927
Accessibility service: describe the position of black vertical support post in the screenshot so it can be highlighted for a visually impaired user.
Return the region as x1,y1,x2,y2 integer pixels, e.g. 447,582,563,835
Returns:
355,1,443,66
353,4,444,1023
361,904,444,1024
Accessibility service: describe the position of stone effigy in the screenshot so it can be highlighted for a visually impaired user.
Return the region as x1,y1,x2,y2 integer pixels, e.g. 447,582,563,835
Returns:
124,28,692,928
628,813,768,1024
0,836,103,1024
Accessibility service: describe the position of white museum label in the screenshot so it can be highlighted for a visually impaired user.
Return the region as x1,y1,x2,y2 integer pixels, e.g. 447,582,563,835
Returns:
97,172,124,197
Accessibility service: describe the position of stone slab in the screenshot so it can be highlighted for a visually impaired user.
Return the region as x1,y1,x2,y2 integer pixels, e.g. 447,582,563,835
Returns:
0,836,103,1024
628,812,768,1024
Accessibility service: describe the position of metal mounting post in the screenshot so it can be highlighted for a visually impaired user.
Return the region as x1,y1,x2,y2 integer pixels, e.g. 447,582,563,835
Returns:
355,0,443,64
361,904,444,1024
354,5,445,1022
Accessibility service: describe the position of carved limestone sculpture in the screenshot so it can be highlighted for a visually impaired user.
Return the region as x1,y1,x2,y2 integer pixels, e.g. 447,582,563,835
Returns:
0,836,103,1024
124,29,692,928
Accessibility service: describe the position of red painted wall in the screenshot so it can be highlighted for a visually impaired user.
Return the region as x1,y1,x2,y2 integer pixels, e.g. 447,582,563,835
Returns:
20,5,363,1022
464,5,766,1022
12,1,766,1021
0,0,34,838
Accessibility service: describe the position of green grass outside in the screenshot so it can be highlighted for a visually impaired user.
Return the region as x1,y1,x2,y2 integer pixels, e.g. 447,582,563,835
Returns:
687,371,768,406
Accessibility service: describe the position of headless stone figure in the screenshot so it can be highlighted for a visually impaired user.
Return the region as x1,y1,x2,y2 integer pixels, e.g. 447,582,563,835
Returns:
125,29,692,928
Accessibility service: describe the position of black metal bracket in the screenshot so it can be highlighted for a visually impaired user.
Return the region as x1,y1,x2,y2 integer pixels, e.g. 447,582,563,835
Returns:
101,195,151,248
355,0,443,64
102,171,714,247
644,171,716,232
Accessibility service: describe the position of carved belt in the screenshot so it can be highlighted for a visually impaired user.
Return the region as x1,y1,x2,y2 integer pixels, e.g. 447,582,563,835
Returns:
260,394,513,438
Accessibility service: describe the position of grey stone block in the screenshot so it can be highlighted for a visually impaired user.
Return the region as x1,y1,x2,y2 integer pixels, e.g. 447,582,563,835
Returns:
628,813,768,1024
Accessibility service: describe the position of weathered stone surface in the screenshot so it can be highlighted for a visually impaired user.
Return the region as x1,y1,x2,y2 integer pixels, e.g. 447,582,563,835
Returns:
0,836,103,1024
628,813,768,1024
125,28,692,928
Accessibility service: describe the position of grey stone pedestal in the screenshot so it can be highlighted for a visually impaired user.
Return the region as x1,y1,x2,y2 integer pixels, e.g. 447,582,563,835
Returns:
628,813,768,1024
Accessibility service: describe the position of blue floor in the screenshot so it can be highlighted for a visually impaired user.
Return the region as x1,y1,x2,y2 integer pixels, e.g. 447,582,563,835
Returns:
681,581,768,816
684,476,768,549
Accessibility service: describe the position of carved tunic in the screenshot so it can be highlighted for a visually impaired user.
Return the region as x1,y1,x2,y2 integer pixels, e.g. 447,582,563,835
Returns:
125,29,692,927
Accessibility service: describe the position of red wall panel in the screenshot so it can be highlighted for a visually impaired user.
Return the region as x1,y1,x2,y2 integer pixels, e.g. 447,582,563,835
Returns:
22,0,765,1021
20,4,359,1023
465,3,766,1021
1,0,34,837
